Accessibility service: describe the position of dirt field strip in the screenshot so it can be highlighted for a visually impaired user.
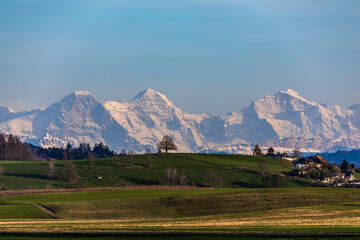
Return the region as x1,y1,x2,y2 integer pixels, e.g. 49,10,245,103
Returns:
1,205,360,233
0,186,215,198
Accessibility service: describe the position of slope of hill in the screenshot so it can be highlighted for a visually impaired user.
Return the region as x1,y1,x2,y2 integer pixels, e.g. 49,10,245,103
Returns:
0,153,323,190
0,89,359,153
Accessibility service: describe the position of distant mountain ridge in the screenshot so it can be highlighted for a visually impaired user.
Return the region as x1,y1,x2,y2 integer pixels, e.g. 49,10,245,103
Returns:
0,88,359,154
321,149,360,164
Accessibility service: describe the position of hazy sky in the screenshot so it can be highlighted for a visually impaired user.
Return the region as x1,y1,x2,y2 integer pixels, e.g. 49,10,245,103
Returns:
1,0,360,114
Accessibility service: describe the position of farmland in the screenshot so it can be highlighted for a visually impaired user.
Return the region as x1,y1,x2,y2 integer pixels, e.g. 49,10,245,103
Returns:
0,188,360,237
0,154,358,238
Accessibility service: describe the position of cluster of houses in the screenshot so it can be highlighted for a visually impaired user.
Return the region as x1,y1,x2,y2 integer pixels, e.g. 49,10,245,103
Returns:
282,154,359,187
255,146,359,187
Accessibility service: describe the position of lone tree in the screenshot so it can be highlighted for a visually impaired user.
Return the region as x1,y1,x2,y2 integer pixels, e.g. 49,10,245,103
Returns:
47,160,55,179
267,147,275,155
253,144,262,156
157,135,177,153
128,150,135,168
258,161,269,175
87,153,96,169
63,161,79,188
145,149,152,169
292,148,303,159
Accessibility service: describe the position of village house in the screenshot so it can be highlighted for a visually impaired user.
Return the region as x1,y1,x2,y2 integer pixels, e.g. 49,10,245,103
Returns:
309,155,328,168
350,179,360,185
283,156,298,162
345,172,354,182
324,173,339,183
294,155,327,169
323,172,356,185
294,158,310,168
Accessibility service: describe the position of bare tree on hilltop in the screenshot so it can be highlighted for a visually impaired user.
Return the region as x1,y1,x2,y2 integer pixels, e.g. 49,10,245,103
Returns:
292,148,303,159
253,144,262,156
157,135,177,153
267,147,275,155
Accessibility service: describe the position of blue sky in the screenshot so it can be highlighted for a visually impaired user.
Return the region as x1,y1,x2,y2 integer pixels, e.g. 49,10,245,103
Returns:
1,0,360,114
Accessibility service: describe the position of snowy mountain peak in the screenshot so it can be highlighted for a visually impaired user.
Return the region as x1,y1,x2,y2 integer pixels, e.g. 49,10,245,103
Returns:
281,89,301,97
132,88,164,99
0,106,15,114
74,90,94,97
60,90,98,104
279,89,307,101
0,106,14,112
278,89,317,106
1,88,360,154
0,106,16,122
131,88,174,106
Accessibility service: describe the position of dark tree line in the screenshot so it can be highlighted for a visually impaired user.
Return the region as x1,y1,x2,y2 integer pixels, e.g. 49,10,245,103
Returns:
0,132,115,161
33,142,115,160
0,133,34,160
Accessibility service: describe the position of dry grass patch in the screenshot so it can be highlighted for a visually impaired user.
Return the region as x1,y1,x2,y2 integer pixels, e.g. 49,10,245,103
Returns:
1,204,360,233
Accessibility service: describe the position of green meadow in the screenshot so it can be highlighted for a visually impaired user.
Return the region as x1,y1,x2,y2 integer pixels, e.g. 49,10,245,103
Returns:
0,153,320,190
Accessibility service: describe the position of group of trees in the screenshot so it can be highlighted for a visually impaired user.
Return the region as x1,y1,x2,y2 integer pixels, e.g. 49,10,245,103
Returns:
33,142,114,160
160,167,224,187
0,131,178,161
161,167,188,185
46,159,80,188
340,159,355,173
114,149,137,168
253,144,302,159
0,133,34,161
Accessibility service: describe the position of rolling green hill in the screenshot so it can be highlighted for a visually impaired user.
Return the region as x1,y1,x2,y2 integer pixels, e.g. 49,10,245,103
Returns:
0,153,321,190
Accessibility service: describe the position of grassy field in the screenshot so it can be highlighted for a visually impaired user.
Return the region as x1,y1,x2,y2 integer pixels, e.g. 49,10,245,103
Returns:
0,204,52,219
0,153,321,190
1,188,360,236
0,154,355,237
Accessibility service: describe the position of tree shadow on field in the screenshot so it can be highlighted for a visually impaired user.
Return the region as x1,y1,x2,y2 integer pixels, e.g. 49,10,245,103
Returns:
121,176,158,185
5,173,47,179
232,181,262,188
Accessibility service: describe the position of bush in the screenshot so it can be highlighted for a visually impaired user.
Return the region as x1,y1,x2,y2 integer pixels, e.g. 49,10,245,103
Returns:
202,171,224,188
161,167,188,186
262,174,284,188
161,167,178,185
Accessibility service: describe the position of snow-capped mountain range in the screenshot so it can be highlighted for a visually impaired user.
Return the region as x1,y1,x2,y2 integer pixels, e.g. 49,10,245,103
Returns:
0,88,359,154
